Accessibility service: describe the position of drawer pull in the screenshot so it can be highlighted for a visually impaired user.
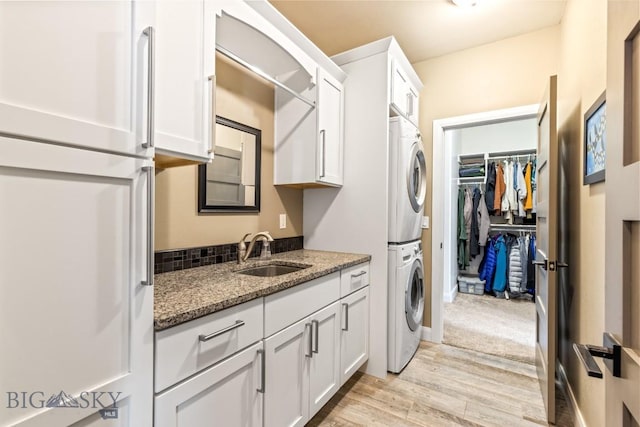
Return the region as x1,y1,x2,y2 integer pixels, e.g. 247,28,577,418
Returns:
351,270,366,279
198,320,245,342
257,348,265,393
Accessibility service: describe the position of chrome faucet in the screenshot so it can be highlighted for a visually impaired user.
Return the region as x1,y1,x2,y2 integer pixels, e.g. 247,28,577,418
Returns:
237,231,274,264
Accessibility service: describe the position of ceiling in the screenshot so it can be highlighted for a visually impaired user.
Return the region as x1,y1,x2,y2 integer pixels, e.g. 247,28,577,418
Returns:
269,0,567,64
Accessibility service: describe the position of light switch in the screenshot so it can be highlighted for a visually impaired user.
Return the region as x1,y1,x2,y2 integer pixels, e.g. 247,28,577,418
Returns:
279,214,287,229
422,216,429,229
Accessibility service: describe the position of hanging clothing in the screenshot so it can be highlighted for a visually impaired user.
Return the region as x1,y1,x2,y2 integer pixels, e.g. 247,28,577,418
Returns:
492,235,508,293
470,188,482,257
485,162,496,213
524,162,533,212
479,236,497,292
531,158,537,214
527,234,537,294
508,244,523,293
515,161,528,218
519,236,529,291
477,193,491,247
494,163,506,216
457,189,469,270
501,160,517,221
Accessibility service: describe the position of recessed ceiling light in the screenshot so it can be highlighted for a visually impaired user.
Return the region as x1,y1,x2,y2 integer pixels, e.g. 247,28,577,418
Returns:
451,0,478,7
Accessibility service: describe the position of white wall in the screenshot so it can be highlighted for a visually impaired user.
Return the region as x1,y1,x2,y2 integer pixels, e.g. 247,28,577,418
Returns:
459,118,537,155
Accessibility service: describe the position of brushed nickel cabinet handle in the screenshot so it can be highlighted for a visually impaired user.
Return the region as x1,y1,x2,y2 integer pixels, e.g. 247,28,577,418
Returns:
142,26,155,149
312,320,319,354
141,166,154,286
351,271,366,278
208,74,216,154
305,323,313,358
256,348,265,393
198,320,245,342
342,303,349,331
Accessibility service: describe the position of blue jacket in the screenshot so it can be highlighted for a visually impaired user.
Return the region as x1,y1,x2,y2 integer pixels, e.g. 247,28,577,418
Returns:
492,236,508,293
479,237,497,291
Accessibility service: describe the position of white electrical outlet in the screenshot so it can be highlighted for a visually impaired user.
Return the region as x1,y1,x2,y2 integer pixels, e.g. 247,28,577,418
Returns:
279,214,286,229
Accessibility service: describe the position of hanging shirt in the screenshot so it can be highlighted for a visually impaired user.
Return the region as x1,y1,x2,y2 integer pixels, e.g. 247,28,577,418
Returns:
524,162,533,212
494,163,506,216
501,160,517,222
477,192,491,247
515,161,528,217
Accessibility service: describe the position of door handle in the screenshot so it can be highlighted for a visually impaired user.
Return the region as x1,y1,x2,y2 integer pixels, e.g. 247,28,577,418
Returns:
141,166,154,286
573,332,622,378
312,320,319,354
342,303,349,331
556,261,569,268
256,348,265,393
142,26,155,149
305,323,313,358
319,129,326,179
532,259,548,271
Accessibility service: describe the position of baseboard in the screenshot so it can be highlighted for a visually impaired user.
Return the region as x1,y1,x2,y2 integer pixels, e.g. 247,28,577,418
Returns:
421,326,432,342
443,284,457,303
556,362,587,427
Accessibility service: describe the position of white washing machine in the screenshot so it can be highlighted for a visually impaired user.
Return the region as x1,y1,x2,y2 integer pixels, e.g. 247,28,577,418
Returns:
389,116,427,244
388,240,425,373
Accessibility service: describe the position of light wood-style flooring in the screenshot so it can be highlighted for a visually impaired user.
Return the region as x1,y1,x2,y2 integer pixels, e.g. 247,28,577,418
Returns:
308,341,573,426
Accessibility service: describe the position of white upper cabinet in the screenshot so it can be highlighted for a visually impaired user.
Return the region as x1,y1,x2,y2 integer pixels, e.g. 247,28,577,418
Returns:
274,67,345,187
153,0,216,163
316,69,344,186
0,1,153,157
390,59,420,127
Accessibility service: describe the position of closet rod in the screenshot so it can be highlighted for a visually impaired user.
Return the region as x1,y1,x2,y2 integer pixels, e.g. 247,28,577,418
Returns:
216,45,316,109
490,224,536,231
487,148,537,158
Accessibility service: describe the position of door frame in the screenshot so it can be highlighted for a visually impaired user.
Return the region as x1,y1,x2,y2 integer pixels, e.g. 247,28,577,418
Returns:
430,104,538,343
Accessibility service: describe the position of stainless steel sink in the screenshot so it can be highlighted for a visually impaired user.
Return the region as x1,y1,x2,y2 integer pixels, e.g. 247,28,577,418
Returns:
237,263,310,277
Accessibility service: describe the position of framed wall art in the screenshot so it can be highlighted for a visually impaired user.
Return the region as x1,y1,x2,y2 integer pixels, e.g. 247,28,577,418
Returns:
583,91,606,185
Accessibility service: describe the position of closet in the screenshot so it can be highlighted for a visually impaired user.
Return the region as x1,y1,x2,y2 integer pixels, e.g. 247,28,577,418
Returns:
443,117,538,303
456,149,537,300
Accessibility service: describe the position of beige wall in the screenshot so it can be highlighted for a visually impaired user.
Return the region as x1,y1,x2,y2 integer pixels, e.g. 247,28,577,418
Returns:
413,25,561,326
556,0,607,425
155,56,303,250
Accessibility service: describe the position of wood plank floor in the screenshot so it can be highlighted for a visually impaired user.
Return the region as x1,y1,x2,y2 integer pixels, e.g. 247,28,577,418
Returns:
308,341,573,426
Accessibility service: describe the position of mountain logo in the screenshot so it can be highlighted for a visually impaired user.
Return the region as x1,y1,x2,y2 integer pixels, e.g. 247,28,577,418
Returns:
45,391,80,408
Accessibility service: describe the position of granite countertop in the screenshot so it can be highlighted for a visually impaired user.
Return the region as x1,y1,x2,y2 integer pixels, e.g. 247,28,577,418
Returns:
154,249,371,331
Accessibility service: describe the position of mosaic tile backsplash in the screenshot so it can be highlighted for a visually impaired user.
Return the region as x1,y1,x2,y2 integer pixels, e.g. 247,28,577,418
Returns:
154,236,304,274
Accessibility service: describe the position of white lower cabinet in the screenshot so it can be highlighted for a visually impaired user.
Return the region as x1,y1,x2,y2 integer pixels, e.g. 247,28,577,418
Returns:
340,286,370,384
154,341,264,427
264,317,310,427
264,301,341,427
154,263,370,427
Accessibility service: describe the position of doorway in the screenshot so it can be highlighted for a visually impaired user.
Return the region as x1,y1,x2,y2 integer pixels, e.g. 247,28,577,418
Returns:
431,104,539,343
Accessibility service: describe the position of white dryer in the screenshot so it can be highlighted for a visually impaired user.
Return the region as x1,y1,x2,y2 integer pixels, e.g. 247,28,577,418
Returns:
388,240,425,373
389,116,427,244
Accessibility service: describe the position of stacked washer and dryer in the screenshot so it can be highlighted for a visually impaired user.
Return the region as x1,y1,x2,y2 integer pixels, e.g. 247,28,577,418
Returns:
387,116,427,373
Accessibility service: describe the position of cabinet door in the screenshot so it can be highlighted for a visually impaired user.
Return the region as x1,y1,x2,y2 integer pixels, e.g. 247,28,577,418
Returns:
309,301,341,417
407,85,420,126
0,1,153,158
154,0,215,162
0,137,153,426
155,342,264,427
340,286,370,385
316,69,344,186
264,318,311,427
391,61,409,117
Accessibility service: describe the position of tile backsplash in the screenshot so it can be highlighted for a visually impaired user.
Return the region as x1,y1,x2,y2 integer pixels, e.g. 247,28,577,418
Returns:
154,236,304,274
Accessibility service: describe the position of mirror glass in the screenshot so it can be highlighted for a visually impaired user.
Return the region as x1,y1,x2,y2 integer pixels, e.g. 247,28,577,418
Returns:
198,116,261,212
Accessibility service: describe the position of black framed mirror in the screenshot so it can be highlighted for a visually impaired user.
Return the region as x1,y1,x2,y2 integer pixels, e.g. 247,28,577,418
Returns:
198,116,261,212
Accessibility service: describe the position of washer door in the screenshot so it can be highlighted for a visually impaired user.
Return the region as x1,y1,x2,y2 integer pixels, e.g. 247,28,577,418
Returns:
405,257,425,332
406,138,427,213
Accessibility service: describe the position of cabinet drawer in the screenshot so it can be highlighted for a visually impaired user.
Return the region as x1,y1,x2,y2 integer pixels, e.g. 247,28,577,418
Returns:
264,272,340,337
155,297,263,392
340,263,369,297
